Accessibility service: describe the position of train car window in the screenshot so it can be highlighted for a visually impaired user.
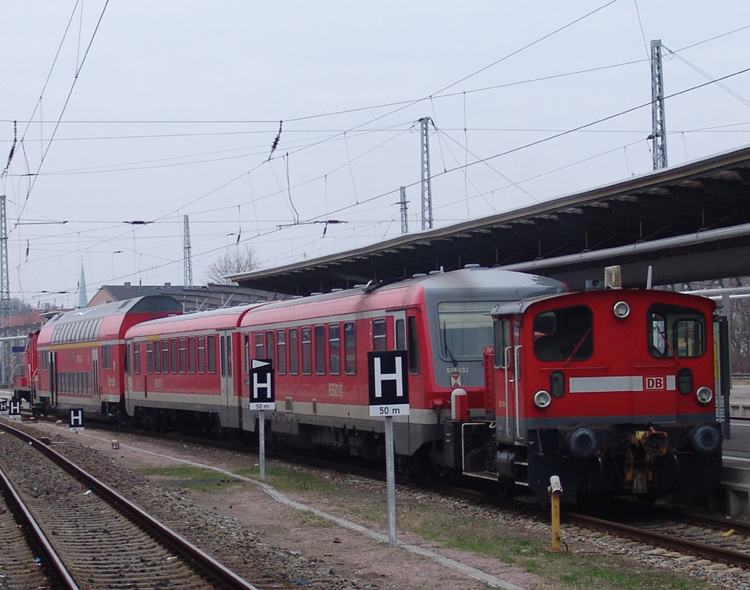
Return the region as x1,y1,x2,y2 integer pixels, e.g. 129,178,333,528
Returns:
301,327,312,375
226,336,232,377
162,340,170,374
244,334,250,374
277,330,287,375
533,305,593,362
315,326,326,375
437,302,495,362
154,341,162,373
493,320,510,369
329,324,341,375
344,322,356,375
146,341,153,374
648,304,706,358
188,337,196,373
207,335,216,374
101,345,110,370
373,319,387,351
255,332,263,359
179,338,187,373
170,339,178,374
289,329,299,375
197,337,206,373
266,331,275,366
407,316,420,374
396,319,406,351
313,326,326,375
133,342,141,375
124,344,129,374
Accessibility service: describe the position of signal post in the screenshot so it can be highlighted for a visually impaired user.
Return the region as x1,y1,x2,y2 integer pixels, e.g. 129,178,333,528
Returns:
249,359,274,482
368,350,409,548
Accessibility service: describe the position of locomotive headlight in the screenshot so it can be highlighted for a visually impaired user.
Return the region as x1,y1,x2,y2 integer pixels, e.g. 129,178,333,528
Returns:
613,300,630,319
696,386,714,404
533,390,552,409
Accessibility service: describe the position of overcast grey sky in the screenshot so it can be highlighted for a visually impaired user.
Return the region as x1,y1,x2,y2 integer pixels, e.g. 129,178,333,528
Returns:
2,1,749,307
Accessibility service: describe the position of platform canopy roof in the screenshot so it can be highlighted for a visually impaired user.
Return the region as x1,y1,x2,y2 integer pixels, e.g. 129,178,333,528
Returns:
232,144,750,295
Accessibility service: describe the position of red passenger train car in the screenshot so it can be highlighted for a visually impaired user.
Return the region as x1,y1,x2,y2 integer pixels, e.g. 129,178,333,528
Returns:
33,296,183,417
124,303,270,432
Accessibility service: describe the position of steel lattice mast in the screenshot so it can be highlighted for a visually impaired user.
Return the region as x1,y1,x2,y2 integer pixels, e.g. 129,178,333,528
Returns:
651,39,668,170
0,195,9,329
183,215,193,287
399,186,409,234
419,117,433,230
0,195,10,386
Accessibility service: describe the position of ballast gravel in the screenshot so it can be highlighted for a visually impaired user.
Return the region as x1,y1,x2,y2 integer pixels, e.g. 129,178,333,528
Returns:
6,419,748,590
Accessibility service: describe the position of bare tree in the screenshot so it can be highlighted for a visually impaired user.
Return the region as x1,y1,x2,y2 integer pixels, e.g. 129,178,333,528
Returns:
204,246,257,285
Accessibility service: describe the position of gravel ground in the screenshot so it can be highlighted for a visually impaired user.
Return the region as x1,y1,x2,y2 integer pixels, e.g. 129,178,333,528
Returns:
7,418,750,590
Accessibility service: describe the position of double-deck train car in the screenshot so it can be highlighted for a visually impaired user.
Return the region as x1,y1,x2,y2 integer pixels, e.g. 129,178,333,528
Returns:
446,287,724,503
33,295,183,417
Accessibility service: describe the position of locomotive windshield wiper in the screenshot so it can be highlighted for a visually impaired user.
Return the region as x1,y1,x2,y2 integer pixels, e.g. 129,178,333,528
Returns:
441,321,458,367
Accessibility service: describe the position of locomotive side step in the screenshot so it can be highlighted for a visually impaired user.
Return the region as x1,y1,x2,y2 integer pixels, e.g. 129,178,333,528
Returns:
463,471,499,482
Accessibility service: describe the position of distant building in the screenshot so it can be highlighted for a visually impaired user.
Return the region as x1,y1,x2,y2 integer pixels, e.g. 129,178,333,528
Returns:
87,282,279,312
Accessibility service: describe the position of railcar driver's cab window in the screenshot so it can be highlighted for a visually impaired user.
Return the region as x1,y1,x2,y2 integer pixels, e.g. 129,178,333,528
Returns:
533,305,593,362
648,304,706,358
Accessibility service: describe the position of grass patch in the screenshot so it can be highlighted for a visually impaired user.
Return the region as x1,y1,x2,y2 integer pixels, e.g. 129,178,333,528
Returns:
234,465,342,496
402,506,708,590
137,465,240,493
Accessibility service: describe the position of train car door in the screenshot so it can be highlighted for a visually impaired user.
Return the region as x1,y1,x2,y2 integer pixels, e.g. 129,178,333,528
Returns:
219,331,236,428
390,311,407,352
494,317,523,443
92,348,100,407
49,351,57,407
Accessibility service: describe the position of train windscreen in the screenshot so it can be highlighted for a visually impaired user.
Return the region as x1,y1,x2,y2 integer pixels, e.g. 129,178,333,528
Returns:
437,302,495,362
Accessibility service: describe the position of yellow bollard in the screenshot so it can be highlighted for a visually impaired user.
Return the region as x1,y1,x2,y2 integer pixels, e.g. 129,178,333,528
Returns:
548,475,563,552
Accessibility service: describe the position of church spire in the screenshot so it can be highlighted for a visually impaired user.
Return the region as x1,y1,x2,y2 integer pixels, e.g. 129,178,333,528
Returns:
77,264,88,308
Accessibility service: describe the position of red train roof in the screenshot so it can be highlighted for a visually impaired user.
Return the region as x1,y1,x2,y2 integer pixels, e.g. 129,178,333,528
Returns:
38,295,183,346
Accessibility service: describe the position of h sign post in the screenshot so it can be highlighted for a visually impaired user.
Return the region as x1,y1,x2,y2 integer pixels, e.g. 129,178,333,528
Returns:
368,350,409,548
69,408,84,432
248,359,275,482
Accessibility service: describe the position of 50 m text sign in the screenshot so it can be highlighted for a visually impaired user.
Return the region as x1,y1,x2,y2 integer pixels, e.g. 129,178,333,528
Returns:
368,351,409,417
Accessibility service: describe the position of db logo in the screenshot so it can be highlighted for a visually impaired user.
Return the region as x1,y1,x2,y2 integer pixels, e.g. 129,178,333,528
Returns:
645,376,665,390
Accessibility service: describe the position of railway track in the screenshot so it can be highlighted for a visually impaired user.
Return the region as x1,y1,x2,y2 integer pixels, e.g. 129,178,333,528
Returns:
20,416,750,577
0,421,265,590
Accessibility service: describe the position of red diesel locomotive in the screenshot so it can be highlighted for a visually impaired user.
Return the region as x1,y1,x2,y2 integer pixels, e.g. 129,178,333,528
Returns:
14,266,725,503
449,287,723,503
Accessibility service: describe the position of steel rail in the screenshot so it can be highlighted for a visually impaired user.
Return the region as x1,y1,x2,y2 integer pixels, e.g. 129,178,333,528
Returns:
563,511,750,567
0,466,80,590
0,421,260,590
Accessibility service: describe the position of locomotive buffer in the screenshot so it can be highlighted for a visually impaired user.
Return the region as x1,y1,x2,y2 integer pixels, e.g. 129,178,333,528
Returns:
249,359,275,481
368,351,409,547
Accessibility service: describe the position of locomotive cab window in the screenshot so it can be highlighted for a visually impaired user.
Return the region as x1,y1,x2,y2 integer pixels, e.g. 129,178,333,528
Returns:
437,302,495,362
533,305,593,362
648,304,706,358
